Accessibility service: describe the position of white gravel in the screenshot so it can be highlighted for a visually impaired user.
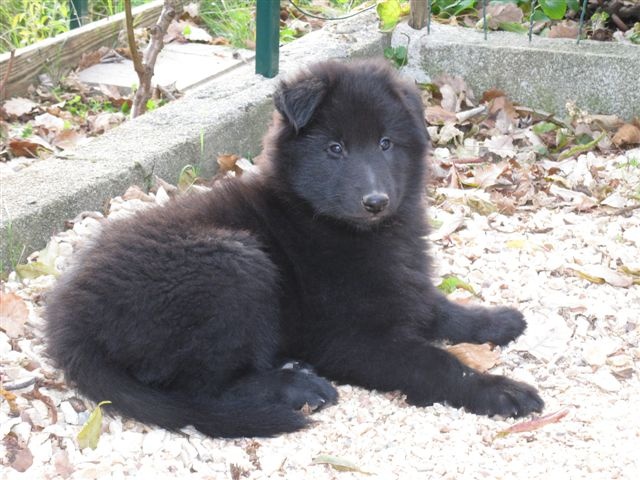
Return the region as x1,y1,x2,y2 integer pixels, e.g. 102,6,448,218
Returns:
1,150,639,479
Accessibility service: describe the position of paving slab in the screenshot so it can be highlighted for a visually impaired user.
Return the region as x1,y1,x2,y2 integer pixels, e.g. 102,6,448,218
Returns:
77,43,255,92
393,22,640,120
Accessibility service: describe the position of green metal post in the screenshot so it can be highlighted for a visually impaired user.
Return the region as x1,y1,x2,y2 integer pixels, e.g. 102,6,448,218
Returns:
255,0,280,78
69,0,89,29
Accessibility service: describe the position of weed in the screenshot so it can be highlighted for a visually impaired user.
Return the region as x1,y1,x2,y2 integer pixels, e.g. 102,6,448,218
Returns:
0,216,26,276
21,124,33,138
199,0,255,49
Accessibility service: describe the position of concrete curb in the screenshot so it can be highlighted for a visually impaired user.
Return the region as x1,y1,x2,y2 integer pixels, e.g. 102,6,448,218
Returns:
1,12,387,268
393,22,640,120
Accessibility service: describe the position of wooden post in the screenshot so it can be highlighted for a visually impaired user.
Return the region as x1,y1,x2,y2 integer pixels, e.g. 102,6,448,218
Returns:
255,0,280,78
409,0,428,30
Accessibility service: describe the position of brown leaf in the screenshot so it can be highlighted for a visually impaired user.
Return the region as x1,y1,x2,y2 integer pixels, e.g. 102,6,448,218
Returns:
481,88,507,104
1,388,20,416
0,292,29,338
3,433,34,472
217,153,240,173
77,46,110,70
52,129,87,150
3,97,38,118
53,450,75,477
8,136,53,157
24,386,58,424
425,106,458,125
33,112,65,133
446,343,500,372
612,123,640,147
485,3,524,30
88,112,125,134
497,408,570,437
548,20,579,39
123,185,155,202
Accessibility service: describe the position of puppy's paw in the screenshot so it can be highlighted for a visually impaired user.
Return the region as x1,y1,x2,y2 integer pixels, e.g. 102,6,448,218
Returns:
464,373,544,418
483,307,527,346
278,369,338,412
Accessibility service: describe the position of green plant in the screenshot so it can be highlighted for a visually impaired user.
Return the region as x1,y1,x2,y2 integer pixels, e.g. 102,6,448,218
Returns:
0,0,70,52
0,217,27,276
199,0,255,49
21,124,33,138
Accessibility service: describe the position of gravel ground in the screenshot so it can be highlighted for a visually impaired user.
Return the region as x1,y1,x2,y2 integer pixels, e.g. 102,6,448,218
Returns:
1,149,639,479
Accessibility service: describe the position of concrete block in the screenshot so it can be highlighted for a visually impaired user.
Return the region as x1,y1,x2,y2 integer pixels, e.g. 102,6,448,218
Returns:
393,22,640,120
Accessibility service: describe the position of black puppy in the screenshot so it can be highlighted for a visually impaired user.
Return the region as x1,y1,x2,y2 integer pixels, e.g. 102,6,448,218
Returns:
46,59,543,438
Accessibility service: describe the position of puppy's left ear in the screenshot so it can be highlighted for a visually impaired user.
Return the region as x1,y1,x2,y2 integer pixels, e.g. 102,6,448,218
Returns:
274,76,326,134
397,83,426,125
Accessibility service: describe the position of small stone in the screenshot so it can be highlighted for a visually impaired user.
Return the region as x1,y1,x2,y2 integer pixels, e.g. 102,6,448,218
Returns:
142,429,166,455
590,370,622,392
60,401,79,425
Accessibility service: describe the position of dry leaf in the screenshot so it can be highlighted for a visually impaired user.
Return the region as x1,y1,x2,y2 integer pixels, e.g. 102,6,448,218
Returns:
8,136,53,157
568,264,633,288
3,434,34,472
497,408,570,437
3,97,38,118
52,129,87,150
88,112,125,134
217,153,240,173
312,455,372,475
123,185,155,202
485,135,517,159
548,20,579,39
612,124,640,146
484,3,524,30
425,105,458,125
33,112,65,133
0,292,29,338
446,343,500,372
1,388,20,416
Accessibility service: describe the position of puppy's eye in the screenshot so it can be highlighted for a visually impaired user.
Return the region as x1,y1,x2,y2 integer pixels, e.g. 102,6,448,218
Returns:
379,138,392,151
328,143,343,155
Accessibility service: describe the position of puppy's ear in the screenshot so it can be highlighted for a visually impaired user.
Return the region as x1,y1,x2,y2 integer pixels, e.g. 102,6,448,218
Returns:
274,77,326,134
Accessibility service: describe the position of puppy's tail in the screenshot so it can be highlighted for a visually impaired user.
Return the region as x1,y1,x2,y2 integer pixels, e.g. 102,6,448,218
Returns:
61,351,309,438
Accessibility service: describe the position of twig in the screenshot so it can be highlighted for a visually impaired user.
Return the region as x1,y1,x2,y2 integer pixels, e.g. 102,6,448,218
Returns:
125,0,179,118
607,204,640,216
0,49,16,101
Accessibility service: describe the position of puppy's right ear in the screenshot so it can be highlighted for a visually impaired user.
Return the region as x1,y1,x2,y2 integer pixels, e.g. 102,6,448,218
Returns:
274,77,326,134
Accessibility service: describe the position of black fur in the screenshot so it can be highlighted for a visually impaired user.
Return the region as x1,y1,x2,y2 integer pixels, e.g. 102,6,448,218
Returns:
46,59,543,438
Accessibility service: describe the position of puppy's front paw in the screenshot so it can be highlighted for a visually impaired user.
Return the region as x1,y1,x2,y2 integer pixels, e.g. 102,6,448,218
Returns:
464,373,544,418
484,307,526,346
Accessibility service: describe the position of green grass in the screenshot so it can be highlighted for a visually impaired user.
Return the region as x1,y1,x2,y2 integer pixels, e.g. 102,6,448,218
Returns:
0,0,152,53
199,0,255,49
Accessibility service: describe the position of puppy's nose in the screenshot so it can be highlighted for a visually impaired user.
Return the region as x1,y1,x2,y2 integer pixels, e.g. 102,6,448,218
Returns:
362,193,389,214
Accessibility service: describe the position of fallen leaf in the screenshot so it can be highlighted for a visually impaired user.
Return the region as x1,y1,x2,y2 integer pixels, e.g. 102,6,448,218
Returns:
1,388,20,416
612,123,640,147
0,292,29,338
8,137,53,157
437,275,477,295
3,434,34,472
485,135,517,159
217,153,240,173
52,129,87,150
77,46,110,70
548,20,579,38
446,343,500,372
23,387,58,423
88,112,125,134
483,3,524,30
568,264,633,288
312,455,372,475
589,370,621,392
33,112,65,133
496,408,570,437
235,158,259,174
177,164,201,191
77,401,112,450
3,97,38,118
440,84,458,112
425,105,458,125
123,185,155,202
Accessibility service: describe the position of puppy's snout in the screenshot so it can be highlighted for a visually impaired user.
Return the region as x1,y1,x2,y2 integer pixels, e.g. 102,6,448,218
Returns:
362,193,389,214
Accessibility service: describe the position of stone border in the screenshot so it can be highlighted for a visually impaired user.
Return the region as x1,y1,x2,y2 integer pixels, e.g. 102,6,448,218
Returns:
393,22,640,120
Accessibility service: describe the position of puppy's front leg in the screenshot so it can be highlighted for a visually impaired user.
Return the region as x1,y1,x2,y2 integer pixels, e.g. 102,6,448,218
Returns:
313,330,543,418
